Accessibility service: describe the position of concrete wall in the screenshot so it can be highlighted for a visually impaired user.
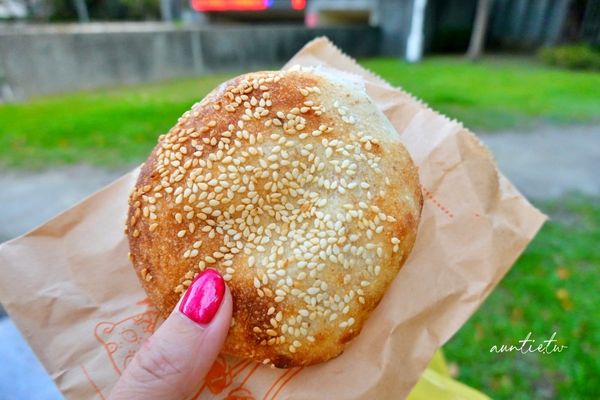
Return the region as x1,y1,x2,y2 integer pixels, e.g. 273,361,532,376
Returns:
489,0,570,49
376,0,414,56
0,24,380,100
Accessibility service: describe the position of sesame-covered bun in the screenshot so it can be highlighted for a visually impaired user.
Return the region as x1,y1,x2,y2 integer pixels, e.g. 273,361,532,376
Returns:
126,66,422,368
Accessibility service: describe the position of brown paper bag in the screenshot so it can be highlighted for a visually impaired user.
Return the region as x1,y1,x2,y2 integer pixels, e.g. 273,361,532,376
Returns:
0,38,546,399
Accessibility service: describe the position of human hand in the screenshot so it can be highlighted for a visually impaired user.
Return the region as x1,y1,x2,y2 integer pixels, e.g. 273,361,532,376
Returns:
110,269,232,400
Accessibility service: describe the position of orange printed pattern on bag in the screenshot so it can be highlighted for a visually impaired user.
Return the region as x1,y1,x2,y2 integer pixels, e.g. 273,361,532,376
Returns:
85,299,303,399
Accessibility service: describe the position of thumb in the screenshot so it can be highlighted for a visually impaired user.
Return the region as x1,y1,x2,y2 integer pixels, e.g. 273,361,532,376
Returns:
110,269,232,400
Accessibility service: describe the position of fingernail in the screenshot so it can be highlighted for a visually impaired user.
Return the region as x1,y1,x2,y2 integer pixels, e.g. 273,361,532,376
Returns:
179,269,225,325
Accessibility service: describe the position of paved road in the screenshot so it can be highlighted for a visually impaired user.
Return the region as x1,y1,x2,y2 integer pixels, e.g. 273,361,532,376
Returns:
481,124,600,199
0,318,61,399
0,165,129,243
0,124,598,398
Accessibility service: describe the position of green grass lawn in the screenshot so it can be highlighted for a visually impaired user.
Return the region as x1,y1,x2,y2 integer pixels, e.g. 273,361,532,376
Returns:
1,57,600,169
444,196,600,399
362,57,600,131
0,73,236,169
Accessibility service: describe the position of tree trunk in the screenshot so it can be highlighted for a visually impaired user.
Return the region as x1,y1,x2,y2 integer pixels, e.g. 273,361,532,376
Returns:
467,0,492,61
160,0,173,21
72,0,89,22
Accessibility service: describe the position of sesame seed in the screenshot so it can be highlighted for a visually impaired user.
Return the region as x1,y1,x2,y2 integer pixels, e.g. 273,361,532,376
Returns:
307,287,319,295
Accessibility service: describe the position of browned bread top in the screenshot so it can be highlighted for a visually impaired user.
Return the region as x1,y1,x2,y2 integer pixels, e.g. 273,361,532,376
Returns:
126,67,422,368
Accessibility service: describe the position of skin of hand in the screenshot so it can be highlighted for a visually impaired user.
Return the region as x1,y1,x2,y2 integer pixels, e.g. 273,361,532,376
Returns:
110,269,232,400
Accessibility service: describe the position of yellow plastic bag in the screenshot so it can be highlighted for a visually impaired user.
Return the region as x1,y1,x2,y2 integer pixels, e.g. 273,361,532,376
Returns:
407,350,490,400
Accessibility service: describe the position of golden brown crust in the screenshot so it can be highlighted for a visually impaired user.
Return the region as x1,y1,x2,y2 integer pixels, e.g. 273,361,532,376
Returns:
126,67,422,368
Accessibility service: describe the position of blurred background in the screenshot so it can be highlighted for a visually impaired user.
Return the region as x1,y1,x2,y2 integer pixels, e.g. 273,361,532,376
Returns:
0,0,599,399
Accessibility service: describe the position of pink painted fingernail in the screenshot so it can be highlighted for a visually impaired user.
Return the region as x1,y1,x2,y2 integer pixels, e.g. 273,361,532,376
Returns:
179,269,225,325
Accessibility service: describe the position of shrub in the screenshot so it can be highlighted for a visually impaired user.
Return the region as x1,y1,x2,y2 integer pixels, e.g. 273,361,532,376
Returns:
539,44,600,71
